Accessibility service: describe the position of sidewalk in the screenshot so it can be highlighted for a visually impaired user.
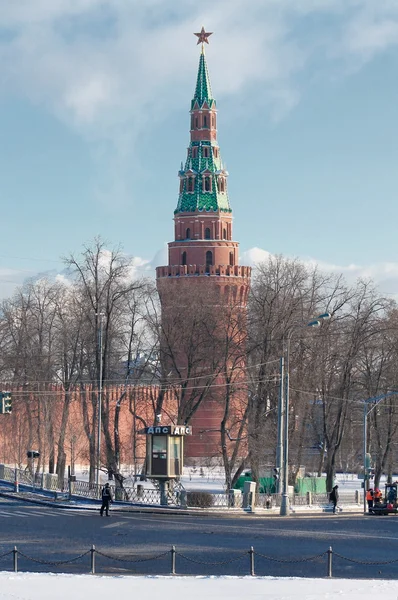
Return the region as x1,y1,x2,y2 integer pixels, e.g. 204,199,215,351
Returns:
0,484,364,518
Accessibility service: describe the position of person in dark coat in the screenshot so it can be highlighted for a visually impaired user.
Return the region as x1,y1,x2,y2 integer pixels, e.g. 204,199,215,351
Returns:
329,485,339,514
100,483,113,517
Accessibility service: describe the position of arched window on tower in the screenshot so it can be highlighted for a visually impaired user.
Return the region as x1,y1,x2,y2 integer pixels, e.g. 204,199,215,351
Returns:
188,177,194,192
195,117,198,128
179,179,184,194
223,228,227,240
206,250,213,272
186,228,191,239
204,177,211,192
182,252,187,266
205,227,211,240
229,252,234,266
191,115,194,129
212,114,216,128
203,115,208,128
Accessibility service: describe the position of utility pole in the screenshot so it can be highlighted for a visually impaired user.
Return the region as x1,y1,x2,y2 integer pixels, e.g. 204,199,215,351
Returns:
96,312,104,494
276,357,284,495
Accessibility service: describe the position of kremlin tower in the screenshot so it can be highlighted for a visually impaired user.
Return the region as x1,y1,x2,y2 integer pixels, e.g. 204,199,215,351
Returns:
156,29,251,459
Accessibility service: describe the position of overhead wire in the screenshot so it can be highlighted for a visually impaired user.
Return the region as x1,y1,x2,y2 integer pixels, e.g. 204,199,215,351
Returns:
3,376,281,398
0,357,281,388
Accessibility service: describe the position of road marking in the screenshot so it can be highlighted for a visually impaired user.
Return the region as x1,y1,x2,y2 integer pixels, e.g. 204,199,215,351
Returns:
103,521,125,528
3,510,31,517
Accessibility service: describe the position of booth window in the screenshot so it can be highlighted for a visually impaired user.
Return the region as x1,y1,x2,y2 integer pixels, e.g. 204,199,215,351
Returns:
151,436,167,476
169,437,181,477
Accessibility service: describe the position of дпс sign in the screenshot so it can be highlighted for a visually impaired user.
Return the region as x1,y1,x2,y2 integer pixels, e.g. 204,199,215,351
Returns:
142,425,192,436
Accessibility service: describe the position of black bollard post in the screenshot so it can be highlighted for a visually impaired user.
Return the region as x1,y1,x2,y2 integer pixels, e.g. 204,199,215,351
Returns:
90,545,96,574
327,546,333,578
249,546,255,576
13,546,18,573
171,546,176,575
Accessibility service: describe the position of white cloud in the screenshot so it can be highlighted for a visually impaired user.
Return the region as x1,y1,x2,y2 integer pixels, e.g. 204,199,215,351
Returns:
1,1,398,135
3,245,398,299
243,246,398,297
1,1,398,205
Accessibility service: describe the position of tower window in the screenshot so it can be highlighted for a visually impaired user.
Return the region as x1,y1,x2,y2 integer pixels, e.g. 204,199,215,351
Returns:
192,147,198,158
186,228,191,239
218,177,225,192
187,177,194,192
229,252,234,266
204,177,211,192
179,179,183,194
213,148,218,158
206,251,213,272
203,115,208,128
203,146,209,158
195,117,198,128
223,228,227,240
212,114,216,128
205,227,211,240
182,252,187,266
191,115,194,129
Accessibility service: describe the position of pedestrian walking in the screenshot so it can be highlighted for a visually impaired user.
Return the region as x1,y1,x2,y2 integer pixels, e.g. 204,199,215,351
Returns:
100,482,113,517
329,485,339,514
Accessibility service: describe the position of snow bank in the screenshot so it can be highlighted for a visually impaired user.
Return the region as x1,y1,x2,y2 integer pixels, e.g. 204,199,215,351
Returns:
0,573,397,600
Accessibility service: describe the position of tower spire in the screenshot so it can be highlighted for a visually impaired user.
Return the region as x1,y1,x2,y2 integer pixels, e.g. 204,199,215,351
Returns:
192,28,214,110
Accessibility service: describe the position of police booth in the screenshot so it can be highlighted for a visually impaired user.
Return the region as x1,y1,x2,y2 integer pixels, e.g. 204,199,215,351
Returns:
140,424,192,505
144,424,192,478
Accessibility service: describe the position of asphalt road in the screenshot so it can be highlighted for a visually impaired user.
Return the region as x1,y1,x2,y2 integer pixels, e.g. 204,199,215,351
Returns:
0,496,398,578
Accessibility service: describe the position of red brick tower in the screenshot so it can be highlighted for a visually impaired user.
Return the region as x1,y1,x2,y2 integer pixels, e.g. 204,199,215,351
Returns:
156,29,251,459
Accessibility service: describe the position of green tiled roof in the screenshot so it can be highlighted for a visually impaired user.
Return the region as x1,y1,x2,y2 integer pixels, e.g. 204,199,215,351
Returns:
175,51,231,214
191,51,216,110
175,142,231,213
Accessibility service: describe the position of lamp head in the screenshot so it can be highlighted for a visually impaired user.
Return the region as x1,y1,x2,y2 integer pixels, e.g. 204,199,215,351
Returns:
307,319,321,327
317,312,331,320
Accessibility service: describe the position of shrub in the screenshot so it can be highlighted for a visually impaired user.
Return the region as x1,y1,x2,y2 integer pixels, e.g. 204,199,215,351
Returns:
186,491,214,508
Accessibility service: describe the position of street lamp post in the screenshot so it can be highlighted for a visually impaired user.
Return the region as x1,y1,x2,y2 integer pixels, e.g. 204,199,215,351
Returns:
279,312,331,516
96,312,104,494
275,357,284,495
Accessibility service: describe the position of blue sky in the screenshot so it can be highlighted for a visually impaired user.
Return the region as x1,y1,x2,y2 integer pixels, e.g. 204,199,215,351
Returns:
1,0,398,297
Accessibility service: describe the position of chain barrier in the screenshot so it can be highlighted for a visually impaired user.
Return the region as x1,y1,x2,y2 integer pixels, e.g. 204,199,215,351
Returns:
176,550,247,566
94,549,170,564
16,549,91,566
332,551,398,566
3,545,398,576
255,550,327,564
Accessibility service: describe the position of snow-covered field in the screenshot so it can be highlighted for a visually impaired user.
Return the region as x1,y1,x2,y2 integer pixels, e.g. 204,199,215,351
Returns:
0,573,397,600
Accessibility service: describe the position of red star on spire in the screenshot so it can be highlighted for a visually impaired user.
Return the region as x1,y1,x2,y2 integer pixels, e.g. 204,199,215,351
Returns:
194,26,213,45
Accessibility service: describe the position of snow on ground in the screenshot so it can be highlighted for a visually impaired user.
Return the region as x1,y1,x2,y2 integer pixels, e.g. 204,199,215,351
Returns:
0,573,397,600
72,465,368,493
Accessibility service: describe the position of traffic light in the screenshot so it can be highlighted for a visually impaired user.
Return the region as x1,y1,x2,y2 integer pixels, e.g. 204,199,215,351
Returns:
0,391,12,414
273,467,280,482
